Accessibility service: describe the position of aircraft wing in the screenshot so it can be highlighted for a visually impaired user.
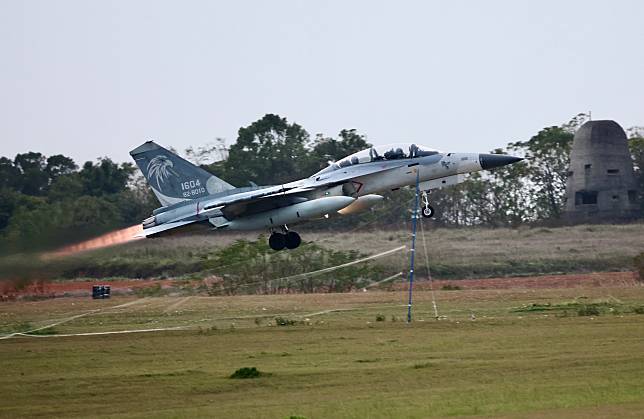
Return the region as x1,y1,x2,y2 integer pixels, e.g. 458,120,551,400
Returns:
139,162,406,236
204,163,405,218
310,161,408,186
201,184,313,213
138,184,317,237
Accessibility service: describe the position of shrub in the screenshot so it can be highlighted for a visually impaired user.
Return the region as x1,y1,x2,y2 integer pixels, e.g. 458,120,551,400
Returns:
578,305,601,316
204,239,379,294
355,358,380,363
28,326,57,336
375,313,386,322
413,362,432,369
197,326,216,335
635,253,644,283
229,367,262,379
274,316,296,326
1,322,57,336
633,306,644,315
441,284,461,291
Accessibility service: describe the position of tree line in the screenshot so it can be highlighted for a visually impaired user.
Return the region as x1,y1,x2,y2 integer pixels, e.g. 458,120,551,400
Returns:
0,154,157,253
1,113,642,253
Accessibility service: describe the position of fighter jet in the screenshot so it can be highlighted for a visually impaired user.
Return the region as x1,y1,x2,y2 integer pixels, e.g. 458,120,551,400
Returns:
130,141,522,250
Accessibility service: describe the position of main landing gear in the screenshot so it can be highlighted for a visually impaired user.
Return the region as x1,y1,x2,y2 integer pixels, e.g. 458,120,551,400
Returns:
421,190,435,218
269,228,301,251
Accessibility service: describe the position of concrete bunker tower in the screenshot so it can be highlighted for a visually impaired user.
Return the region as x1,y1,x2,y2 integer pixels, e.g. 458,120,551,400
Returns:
565,120,639,221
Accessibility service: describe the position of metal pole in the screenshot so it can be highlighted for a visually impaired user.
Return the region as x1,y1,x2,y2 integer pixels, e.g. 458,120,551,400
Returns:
407,169,420,323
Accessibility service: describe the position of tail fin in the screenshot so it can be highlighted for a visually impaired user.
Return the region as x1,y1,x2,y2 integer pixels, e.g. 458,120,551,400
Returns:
129,141,234,206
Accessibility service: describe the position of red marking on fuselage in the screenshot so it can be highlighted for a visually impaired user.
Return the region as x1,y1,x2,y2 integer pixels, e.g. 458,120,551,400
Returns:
352,181,364,194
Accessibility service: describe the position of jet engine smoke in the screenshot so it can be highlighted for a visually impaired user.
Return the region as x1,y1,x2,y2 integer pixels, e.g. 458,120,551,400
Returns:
42,225,144,259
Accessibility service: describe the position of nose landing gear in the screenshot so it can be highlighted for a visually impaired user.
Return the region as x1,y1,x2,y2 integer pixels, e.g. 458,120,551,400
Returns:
269,227,301,251
421,191,435,219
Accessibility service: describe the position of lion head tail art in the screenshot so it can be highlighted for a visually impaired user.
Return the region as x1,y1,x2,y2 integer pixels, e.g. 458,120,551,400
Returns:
147,155,178,189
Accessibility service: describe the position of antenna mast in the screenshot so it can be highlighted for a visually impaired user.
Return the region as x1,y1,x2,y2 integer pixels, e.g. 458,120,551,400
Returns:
407,169,420,323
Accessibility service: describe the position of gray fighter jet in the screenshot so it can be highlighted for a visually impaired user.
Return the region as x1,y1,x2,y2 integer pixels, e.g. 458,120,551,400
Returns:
130,141,522,250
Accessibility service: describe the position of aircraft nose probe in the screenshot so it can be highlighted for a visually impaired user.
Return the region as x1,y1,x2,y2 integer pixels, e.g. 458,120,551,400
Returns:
478,154,524,170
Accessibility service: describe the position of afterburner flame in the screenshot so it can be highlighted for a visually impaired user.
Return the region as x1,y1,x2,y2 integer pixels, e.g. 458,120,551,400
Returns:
43,225,144,259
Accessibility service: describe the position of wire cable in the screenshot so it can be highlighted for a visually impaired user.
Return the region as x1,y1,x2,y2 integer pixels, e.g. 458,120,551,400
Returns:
419,215,439,319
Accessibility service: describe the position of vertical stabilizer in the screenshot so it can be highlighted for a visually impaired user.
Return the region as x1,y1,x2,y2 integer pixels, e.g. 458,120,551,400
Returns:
129,141,234,206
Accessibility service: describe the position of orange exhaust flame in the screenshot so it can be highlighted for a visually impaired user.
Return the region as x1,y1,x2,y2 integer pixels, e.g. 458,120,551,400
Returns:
42,224,144,259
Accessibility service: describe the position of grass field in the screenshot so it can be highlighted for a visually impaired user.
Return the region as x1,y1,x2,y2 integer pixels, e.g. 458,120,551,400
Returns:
110,222,644,268
2,284,644,418
4,222,640,285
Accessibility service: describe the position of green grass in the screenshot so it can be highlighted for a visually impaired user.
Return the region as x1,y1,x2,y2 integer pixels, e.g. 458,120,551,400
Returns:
1,286,644,418
511,298,644,317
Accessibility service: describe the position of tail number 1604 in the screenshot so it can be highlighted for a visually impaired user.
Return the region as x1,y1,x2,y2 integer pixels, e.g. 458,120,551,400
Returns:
181,179,206,196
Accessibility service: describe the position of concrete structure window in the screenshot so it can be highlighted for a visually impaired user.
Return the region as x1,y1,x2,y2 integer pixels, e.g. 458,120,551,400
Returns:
567,171,573,176
612,195,619,200
584,164,592,169
607,169,619,174
575,190,598,205
628,190,637,203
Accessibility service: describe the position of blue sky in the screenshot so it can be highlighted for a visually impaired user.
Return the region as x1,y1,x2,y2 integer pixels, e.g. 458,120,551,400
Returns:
1,0,643,164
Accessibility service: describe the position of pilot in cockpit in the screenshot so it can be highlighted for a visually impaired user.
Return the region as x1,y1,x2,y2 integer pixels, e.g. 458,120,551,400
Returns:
409,143,419,158
369,148,383,161
384,147,405,160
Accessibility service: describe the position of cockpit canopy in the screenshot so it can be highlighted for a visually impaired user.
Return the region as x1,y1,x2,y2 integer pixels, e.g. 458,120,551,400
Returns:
323,143,440,172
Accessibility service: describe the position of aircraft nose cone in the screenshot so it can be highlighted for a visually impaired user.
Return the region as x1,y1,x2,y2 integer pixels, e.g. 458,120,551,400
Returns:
479,154,523,170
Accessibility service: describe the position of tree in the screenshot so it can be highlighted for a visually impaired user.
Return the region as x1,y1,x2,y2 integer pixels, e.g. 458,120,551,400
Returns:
627,127,644,173
0,189,18,231
185,138,228,165
14,152,49,195
304,129,371,174
484,156,535,225
430,173,496,226
627,127,644,214
79,158,135,196
0,157,21,190
223,114,310,185
113,172,159,223
508,126,573,220
3,195,122,251
45,154,77,179
47,174,84,202
1,193,50,250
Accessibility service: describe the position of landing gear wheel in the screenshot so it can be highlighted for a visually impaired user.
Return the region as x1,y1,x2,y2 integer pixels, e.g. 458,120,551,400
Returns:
285,231,301,249
421,190,434,218
269,233,286,251
422,204,435,218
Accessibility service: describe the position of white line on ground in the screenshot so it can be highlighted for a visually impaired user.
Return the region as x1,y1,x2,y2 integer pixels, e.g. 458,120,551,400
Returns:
0,301,420,340
300,308,356,317
163,296,192,314
0,298,150,340
9,326,189,338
